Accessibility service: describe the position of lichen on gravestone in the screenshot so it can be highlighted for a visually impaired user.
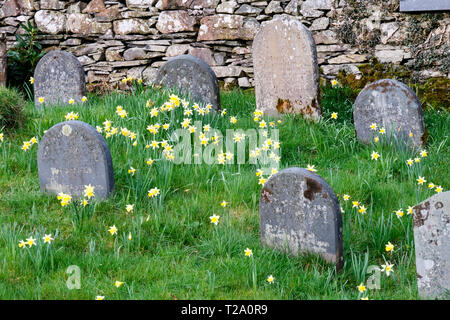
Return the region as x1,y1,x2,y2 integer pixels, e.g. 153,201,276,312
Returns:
259,167,344,270
413,191,450,299
34,50,87,107
37,120,114,199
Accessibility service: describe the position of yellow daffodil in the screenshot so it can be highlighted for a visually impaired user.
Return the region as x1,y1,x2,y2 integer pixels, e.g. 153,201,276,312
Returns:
371,151,380,160
420,150,427,157
209,214,220,226
96,296,105,300
435,185,443,193
244,248,253,257
220,201,228,208
381,262,394,276
38,97,45,104
230,116,237,124
379,127,385,134
414,157,421,163
343,194,350,201
68,98,75,105
385,241,394,252
258,177,266,185
374,136,379,143
358,205,367,214
407,206,413,215
306,164,317,172
126,204,134,213
29,77,34,84
331,112,338,119
395,209,404,219
84,184,95,199
43,234,54,244
417,176,426,185
267,275,275,283
406,159,413,166
26,236,36,247
114,281,124,288
57,192,72,207
370,123,377,130
128,167,136,176
352,201,360,208
108,225,118,236
147,187,160,198
81,96,87,102
357,283,366,293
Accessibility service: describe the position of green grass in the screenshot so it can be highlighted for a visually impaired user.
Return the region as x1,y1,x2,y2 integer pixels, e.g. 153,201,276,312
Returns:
0,84,448,300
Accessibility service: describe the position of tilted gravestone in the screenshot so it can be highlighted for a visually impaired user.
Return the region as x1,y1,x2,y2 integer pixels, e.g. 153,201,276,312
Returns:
34,50,86,107
155,54,220,109
38,120,114,199
253,16,321,120
0,33,6,87
260,167,343,270
353,79,425,148
413,191,450,299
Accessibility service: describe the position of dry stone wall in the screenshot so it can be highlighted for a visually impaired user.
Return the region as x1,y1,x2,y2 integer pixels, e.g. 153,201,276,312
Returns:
0,0,448,91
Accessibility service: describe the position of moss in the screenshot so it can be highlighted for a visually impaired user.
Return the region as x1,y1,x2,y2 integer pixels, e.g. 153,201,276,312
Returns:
411,77,450,111
336,60,449,110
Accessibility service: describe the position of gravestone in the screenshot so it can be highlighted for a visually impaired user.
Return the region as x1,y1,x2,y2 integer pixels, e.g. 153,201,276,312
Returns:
38,120,114,199
252,16,321,120
353,79,425,148
400,0,450,12
0,33,6,87
260,167,343,270
34,50,86,107
413,191,450,299
155,54,221,109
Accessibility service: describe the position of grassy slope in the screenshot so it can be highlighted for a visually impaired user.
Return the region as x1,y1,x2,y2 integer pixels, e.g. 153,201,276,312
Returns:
0,85,448,300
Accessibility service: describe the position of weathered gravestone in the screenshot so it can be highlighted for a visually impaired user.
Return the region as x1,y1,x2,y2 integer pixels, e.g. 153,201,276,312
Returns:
413,191,450,299
155,54,221,109
353,79,425,148
253,16,321,120
38,120,114,199
260,167,343,270
0,33,6,87
34,50,86,107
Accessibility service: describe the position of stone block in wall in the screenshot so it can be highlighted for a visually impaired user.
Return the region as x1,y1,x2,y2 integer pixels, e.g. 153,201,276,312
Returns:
313,30,338,44
380,22,407,44
126,0,157,9
166,44,190,56
123,47,147,60
142,66,158,84
375,49,405,64
327,53,367,64
198,14,260,41
189,47,215,66
35,10,66,35
309,17,329,30
67,13,112,35
211,65,243,78
0,0,34,18
156,10,197,34
78,55,95,66
127,66,146,79
235,4,263,16
105,47,124,61
113,18,156,35
321,64,361,76
40,0,65,10
82,0,105,13
217,1,238,14
284,0,298,15
265,1,283,14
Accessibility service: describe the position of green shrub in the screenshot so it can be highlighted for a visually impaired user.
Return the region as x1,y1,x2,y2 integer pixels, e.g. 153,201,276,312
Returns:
7,21,45,94
0,86,27,131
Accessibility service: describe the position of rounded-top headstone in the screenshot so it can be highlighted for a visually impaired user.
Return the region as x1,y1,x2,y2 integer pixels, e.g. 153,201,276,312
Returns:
155,54,221,110
253,16,321,120
353,79,425,148
413,191,450,299
38,120,114,199
260,167,343,270
34,50,86,107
